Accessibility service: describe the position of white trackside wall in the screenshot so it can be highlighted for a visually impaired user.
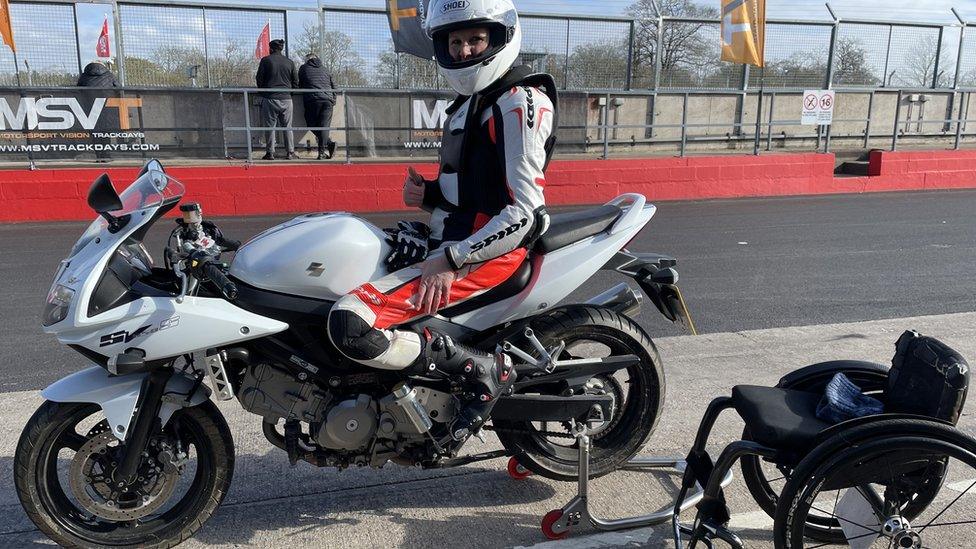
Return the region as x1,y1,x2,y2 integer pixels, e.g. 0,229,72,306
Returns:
451,195,657,331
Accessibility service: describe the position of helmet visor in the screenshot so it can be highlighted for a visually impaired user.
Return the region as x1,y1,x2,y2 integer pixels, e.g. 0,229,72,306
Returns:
432,20,512,70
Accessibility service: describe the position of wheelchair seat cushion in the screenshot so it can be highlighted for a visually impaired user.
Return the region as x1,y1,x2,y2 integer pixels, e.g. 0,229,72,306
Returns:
732,385,832,450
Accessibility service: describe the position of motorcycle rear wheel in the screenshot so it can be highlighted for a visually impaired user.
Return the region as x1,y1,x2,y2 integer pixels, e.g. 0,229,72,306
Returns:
15,399,234,548
494,305,665,481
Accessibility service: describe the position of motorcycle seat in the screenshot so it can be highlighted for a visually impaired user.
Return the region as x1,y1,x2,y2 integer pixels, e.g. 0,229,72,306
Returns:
534,205,623,254
439,259,533,317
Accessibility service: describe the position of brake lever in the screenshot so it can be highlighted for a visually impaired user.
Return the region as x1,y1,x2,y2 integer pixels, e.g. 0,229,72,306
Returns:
175,260,189,304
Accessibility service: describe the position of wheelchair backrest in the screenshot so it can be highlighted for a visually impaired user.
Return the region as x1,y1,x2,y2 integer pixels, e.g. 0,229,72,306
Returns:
886,330,970,424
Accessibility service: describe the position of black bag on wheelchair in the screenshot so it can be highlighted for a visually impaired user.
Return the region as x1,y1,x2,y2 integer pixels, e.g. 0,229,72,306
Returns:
886,330,970,424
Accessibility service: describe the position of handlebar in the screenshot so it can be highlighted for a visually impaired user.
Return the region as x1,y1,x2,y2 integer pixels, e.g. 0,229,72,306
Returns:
202,261,238,301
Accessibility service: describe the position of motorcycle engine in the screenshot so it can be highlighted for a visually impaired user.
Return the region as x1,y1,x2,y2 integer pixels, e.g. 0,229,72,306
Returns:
238,362,457,456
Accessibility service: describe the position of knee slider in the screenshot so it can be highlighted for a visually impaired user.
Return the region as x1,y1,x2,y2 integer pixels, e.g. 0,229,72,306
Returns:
327,309,390,361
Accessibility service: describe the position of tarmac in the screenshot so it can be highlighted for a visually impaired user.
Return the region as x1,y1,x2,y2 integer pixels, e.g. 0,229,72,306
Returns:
1,311,974,548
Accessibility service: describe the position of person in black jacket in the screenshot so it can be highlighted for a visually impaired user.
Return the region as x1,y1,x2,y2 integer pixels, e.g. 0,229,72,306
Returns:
77,61,119,87
298,53,337,160
77,61,119,162
255,39,299,160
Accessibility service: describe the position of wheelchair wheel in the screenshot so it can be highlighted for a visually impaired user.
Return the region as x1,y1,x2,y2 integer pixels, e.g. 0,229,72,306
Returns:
773,422,976,548
741,363,891,535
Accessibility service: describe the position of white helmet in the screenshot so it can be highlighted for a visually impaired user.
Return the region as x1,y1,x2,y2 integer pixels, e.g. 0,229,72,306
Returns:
425,0,522,96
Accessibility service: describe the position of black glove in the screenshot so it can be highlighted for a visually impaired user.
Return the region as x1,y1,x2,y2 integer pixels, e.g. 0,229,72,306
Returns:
383,221,431,271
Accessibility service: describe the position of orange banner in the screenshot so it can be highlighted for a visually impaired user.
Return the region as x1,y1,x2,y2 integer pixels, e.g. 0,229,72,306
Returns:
720,0,765,67
0,0,15,53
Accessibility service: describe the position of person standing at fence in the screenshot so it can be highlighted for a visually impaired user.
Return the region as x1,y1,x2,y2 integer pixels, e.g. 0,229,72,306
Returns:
298,53,338,160
256,39,299,160
77,60,119,162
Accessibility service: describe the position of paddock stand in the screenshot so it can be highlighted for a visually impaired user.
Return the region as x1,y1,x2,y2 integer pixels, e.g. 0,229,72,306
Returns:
525,421,734,541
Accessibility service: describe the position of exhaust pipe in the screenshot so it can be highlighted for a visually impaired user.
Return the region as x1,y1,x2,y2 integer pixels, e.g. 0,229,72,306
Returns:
587,283,643,317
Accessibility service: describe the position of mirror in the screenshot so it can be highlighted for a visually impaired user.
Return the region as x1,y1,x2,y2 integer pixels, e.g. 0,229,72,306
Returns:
137,159,165,178
87,173,123,214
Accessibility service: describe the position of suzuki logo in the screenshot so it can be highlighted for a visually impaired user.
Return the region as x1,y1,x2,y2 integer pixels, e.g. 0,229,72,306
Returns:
306,262,325,277
0,97,143,131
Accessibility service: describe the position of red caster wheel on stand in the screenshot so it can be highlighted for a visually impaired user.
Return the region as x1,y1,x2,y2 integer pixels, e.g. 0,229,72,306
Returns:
507,456,533,480
541,509,570,540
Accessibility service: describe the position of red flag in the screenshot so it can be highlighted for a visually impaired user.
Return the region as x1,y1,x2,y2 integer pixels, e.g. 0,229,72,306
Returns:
96,16,111,58
255,22,270,60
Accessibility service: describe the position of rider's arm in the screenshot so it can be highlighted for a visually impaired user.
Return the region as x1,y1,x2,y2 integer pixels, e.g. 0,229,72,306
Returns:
444,87,553,269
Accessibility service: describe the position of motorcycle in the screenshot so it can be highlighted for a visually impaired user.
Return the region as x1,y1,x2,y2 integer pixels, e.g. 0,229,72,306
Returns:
15,160,694,547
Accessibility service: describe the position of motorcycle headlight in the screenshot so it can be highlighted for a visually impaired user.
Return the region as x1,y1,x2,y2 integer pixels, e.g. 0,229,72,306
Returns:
42,284,75,326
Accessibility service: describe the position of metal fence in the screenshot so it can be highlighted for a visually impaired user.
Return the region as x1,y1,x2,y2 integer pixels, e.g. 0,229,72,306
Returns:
2,1,975,93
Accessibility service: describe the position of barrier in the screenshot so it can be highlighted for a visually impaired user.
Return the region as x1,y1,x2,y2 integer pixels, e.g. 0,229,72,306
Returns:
3,149,976,223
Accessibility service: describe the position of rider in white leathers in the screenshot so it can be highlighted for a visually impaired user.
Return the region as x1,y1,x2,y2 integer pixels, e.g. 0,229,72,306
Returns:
328,0,555,440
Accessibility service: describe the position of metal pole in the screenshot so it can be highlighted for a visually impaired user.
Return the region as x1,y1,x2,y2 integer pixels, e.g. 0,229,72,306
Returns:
626,19,635,90
11,48,21,87
72,3,83,75
244,90,253,161
111,0,126,85
824,122,832,153
602,92,610,159
202,7,212,88
954,91,965,150
318,0,326,60
680,92,688,156
952,9,966,89
864,90,875,148
824,8,840,89
766,92,775,151
753,66,764,156
892,89,903,150
933,26,944,88
654,16,663,90
563,19,570,89
881,24,893,87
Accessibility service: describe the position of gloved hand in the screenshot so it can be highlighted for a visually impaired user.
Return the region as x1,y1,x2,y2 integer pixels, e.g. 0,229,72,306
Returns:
384,221,431,271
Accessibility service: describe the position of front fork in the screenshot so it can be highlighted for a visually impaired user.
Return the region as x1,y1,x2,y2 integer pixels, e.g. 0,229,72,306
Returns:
115,369,173,484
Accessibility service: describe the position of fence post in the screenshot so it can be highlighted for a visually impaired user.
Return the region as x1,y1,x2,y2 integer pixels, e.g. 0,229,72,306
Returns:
864,90,875,148
824,4,840,89
318,0,326,60
626,19,635,90
244,90,253,162
892,89,903,150
954,91,965,150
952,9,966,89
680,93,688,157
654,16,664,90
766,92,775,151
563,19,571,89
111,0,126,85
602,92,611,159
882,24,894,86
933,26,944,88
202,7,212,88
72,4,83,75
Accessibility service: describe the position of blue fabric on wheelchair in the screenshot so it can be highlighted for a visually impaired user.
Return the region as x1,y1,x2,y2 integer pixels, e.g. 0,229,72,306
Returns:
732,385,832,450
815,373,884,423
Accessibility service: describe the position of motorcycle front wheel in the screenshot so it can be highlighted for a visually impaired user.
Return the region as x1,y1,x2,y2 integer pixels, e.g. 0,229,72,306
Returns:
493,305,665,481
15,399,234,548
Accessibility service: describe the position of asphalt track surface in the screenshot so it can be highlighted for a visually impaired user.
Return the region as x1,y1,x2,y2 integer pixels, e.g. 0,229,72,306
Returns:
1,189,976,548
2,189,976,392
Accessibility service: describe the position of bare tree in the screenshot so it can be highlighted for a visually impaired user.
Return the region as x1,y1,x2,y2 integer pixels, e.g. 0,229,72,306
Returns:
901,34,953,88
832,38,880,86
376,52,441,89
627,0,721,88
566,40,632,89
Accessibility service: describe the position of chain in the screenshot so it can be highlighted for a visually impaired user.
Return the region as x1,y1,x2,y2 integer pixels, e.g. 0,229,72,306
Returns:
484,424,577,440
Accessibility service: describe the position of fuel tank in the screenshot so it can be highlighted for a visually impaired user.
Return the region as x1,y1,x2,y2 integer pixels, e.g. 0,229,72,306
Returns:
229,213,391,300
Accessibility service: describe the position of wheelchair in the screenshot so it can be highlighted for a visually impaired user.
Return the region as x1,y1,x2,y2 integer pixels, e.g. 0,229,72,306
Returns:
534,331,974,548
